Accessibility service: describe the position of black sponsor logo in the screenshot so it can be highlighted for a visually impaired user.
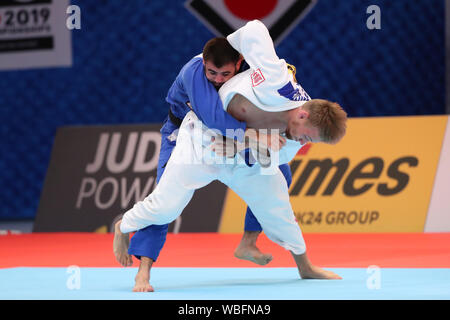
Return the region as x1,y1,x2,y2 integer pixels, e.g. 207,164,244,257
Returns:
0,36,52,53
289,156,419,197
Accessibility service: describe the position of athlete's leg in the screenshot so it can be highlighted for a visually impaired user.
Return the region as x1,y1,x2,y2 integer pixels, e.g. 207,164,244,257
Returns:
115,114,221,291
126,126,175,292
115,155,216,290
234,163,292,265
227,165,341,279
227,166,304,253
114,123,179,291
243,163,292,231
114,120,174,265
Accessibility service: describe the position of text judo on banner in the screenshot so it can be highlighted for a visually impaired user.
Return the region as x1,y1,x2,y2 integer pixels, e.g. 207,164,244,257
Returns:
34,124,228,233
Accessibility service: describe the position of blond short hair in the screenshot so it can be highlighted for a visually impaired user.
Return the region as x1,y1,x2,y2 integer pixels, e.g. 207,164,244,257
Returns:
304,99,347,144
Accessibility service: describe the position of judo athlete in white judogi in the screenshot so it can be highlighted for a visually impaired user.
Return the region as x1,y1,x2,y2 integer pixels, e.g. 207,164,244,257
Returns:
114,20,347,291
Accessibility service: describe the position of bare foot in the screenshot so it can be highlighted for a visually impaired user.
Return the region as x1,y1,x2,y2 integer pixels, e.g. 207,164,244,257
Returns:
299,265,342,280
291,251,342,280
234,231,272,266
133,273,154,292
113,220,133,267
133,257,154,292
234,244,273,266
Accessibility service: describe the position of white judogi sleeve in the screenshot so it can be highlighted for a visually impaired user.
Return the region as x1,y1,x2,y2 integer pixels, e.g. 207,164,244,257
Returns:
226,20,310,111
220,20,310,167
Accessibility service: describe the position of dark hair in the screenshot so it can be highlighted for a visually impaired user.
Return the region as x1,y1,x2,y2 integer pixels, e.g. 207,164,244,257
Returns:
203,37,241,68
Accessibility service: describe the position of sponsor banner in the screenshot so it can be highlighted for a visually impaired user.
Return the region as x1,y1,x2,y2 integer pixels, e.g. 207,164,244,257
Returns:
0,0,71,70
34,124,228,232
425,117,450,232
185,0,317,45
219,116,448,233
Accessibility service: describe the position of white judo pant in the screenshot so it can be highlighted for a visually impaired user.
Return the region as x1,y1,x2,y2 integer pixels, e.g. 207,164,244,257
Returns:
120,111,306,255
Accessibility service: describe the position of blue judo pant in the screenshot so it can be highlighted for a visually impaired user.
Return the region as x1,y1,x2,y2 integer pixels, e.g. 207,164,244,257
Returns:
128,119,293,261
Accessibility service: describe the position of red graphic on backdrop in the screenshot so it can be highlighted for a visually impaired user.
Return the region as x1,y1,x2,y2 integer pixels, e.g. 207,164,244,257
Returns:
185,0,317,45
224,0,278,20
